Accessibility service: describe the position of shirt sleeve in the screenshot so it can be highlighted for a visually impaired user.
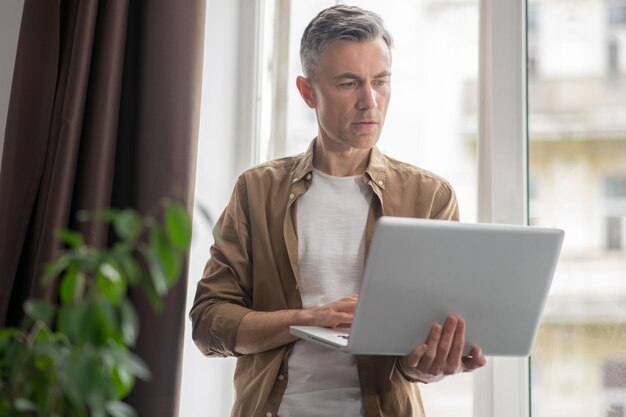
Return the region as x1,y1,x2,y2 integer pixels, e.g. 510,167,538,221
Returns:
430,181,460,221
189,175,254,357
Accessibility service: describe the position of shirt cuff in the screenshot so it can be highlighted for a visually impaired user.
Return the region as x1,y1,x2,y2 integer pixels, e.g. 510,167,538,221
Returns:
395,358,444,384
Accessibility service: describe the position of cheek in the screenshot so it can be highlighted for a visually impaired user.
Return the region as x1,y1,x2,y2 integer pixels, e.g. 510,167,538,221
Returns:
317,101,341,125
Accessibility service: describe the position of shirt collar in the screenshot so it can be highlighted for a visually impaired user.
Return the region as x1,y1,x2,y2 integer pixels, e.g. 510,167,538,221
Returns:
292,138,388,189
291,139,316,183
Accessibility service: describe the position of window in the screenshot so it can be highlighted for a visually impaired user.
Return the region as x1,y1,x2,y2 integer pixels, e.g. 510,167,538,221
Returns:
259,1,480,415
603,360,626,417
605,176,626,198
180,0,535,416
607,1,626,78
529,0,626,415
609,3,626,26
604,176,626,250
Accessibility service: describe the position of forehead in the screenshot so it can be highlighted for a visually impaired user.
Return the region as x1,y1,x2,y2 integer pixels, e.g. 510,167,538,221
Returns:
316,38,392,78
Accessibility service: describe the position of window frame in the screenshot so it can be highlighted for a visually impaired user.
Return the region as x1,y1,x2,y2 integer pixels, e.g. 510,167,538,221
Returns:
475,1,529,417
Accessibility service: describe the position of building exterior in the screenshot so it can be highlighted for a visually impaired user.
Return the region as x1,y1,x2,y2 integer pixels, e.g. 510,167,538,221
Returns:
526,1,626,416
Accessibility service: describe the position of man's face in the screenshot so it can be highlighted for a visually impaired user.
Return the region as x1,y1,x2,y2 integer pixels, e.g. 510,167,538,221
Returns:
300,37,392,151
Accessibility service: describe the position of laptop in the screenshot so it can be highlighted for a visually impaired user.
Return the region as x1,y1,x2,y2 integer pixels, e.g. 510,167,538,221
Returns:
290,217,564,357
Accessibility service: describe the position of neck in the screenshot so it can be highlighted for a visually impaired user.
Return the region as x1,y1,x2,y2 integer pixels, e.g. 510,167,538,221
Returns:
313,137,371,177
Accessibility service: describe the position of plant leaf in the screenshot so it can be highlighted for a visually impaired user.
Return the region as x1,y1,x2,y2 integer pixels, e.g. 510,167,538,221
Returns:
111,364,134,398
165,203,192,249
61,349,92,407
139,244,168,296
113,209,141,240
96,263,126,305
120,300,138,345
60,268,86,305
24,300,55,326
14,398,37,412
56,229,85,248
106,400,137,417
56,302,91,345
113,249,141,285
42,252,74,284
150,226,181,287
121,351,151,381
140,278,163,312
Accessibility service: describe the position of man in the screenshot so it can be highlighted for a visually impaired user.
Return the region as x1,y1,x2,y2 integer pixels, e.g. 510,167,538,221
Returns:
190,5,486,417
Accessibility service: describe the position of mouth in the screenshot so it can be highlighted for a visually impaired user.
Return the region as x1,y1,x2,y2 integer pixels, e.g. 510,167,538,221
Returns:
352,120,378,125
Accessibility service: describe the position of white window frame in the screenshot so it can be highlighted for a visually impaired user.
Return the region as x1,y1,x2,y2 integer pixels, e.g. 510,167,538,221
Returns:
241,0,531,416
476,0,529,417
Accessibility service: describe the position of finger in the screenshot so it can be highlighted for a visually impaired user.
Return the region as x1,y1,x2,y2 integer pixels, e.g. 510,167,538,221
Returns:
416,323,442,372
463,347,487,371
406,343,428,368
335,300,358,313
445,316,465,374
430,315,458,374
332,310,355,327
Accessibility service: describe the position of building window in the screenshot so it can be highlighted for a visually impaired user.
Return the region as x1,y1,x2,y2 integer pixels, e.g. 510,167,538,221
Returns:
604,176,626,250
603,360,626,417
608,2,626,78
609,3,626,26
607,406,625,417
605,176,626,198
604,360,626,388
608,37,620,78
607,216,623,249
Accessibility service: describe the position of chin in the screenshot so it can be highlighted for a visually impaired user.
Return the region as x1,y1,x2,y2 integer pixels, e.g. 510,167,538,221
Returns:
349,136,379,150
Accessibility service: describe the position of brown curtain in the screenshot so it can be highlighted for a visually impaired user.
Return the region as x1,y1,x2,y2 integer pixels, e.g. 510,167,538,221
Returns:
0,0,205,416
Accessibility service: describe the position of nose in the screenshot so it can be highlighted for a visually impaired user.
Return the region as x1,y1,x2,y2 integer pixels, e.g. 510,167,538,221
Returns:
357,85,377,110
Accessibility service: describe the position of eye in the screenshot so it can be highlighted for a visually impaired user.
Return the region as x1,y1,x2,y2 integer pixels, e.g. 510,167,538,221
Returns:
373,79,388,87
339,81,357,89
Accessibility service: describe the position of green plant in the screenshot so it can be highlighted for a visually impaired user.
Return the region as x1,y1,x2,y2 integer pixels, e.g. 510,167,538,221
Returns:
0,201,192,417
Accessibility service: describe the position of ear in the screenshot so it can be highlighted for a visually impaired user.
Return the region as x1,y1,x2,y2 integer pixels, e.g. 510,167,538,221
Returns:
296,76,316,108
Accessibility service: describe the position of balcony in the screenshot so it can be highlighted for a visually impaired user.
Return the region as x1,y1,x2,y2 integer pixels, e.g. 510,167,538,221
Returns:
461,75,626,141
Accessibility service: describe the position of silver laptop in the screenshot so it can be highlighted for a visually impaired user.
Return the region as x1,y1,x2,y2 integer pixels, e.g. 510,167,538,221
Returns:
290,217,564,357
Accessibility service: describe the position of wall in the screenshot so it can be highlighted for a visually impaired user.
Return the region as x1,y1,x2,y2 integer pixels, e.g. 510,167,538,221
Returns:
0,0,24,167
179,1,242,416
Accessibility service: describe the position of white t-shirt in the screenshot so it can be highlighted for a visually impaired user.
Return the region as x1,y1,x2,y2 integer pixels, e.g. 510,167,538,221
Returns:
278,169,373,417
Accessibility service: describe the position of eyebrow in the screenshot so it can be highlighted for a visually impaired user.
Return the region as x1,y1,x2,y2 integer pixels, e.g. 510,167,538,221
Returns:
334,71,392,80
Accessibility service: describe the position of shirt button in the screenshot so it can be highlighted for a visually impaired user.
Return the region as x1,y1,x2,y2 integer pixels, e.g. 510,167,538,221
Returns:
306,173,312,181
266,413,273,417
289,193,295,200
278,374,285,382
378,180,384,186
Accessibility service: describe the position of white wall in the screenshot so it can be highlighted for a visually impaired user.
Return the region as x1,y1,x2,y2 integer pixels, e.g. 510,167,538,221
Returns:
0,0,24,167
179,1,242,416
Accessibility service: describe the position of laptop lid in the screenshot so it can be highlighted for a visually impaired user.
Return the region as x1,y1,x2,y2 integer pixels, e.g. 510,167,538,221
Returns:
344,217,564,356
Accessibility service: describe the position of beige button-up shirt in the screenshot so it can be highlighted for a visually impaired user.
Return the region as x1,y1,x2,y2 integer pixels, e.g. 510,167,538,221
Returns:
190,139,460,417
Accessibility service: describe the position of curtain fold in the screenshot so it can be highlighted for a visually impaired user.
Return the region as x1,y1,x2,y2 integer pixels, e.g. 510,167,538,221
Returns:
0,0,205,415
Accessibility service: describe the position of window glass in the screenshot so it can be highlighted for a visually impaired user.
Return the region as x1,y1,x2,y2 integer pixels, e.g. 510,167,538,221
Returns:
269,1,480,415
528,0,626,416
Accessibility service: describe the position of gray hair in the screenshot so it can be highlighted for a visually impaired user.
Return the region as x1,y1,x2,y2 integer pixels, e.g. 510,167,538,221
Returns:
300,5,393,79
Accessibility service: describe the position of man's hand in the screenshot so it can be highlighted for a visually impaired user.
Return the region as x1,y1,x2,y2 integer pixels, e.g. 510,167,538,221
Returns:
398,315,486,383
234,295,358,355
301,295,358,328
